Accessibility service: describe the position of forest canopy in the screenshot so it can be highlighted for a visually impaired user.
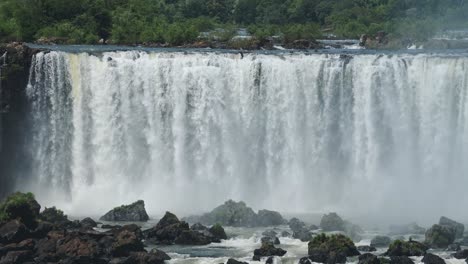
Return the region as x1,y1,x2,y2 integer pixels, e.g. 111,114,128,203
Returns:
0,0,467,45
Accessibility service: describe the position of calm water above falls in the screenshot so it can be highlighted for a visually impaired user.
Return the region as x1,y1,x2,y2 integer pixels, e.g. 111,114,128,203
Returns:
24,49,468,225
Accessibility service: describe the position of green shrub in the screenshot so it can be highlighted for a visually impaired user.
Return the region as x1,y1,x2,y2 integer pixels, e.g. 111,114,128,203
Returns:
0,192,40,228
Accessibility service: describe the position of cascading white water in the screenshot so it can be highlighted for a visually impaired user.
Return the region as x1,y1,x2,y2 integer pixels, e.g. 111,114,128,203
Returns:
25,51,468,222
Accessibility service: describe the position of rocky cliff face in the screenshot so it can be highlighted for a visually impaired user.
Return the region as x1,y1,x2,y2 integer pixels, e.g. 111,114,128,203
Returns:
0,43,39,199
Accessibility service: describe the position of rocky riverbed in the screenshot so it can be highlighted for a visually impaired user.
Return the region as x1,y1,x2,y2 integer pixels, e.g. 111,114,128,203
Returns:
1,193,468,264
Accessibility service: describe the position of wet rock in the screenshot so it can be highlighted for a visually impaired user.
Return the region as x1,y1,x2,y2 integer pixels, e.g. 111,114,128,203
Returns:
371,236,392,248
112,230,144,257
458,237,468,246
439,217,464,239
425,225,456,248
111,225,143,241
389,256,414,264
226,258,248,264
102,224,122,229
422,253,445,264
0,250,33,264
31,222,53,239
358,245,377,252
80,217,97,229
281,231,291,237
307,233,360,264
299,257,313,264
256,210,286,226
252,241,287,261
209,224,227,240
266,256,275,264
199,200,258,227
56,232,101,258
174,230,213,245
100,200,149,222
143,212,189,244
454,249,468,259
446,243,461,251
127,249,171,264
320,213,345,231
385,240,428,256
0,220,30,243
358,253,380,264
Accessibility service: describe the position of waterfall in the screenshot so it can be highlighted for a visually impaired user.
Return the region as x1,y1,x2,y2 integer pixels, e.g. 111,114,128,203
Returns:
25,51,468,221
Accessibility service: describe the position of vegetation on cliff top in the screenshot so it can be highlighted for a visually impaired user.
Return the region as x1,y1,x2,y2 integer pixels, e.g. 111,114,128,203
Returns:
0,0,467,46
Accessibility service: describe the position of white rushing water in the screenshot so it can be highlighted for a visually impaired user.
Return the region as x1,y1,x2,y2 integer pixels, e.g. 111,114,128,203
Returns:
25,51,468,222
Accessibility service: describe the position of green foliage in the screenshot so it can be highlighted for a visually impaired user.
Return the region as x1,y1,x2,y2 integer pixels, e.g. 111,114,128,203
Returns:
0,0,467,44
0,192,40,227
40,206,68,223
386,239,428,256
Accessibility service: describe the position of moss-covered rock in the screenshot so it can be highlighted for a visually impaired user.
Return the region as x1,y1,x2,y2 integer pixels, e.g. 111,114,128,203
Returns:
209,223,227,240
307,233,360,263
385,240,428,256
422,253,445,264
39,207,68,224
425,224,456,248
253,241,287,261
0,192,40,229
100,200,149,222
257,210,286,226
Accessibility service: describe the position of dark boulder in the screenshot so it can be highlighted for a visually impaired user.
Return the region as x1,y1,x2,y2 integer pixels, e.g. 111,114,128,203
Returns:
422,253,445,264
358,246,377,252
100,200,149,222
209,224,227,240
454,249,468,259
385,240,428,256
174,230,213,245
293,229,314,242
112,230,145,257
439,217,464,239
390,256,414,264
307,233,360,264
266,256,275,264
0,250,33,264
111,225,143,241
252,241,287,261
31,222,53,238
256,210,286,226
199,200,258,227
143,212,189,244
227,258,248,264
299,257,313,264
0,192,40,229
371,236,392,248
55,232,101,259
320,213,345,232
127,249,171,264
281,231,291,237
261,236,280,245
358,253,380,264
0,220,30,243
81,217,97,229
425,225,456,248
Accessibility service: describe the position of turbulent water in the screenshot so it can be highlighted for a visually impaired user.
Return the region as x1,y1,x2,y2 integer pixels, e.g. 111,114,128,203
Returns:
24,50,468,222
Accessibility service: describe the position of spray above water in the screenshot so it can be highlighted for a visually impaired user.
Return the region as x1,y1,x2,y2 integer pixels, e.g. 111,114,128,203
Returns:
24,51,468,223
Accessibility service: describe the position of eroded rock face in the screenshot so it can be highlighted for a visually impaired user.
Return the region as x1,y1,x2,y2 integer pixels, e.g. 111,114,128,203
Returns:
81,217,97,229
100,200,149,222
358,253,380,264
454,249,468,259
199,200,258,227
358,245,377,252
425,225,456,248
257,210,286,226
439,217,464,239
226,258,248,264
